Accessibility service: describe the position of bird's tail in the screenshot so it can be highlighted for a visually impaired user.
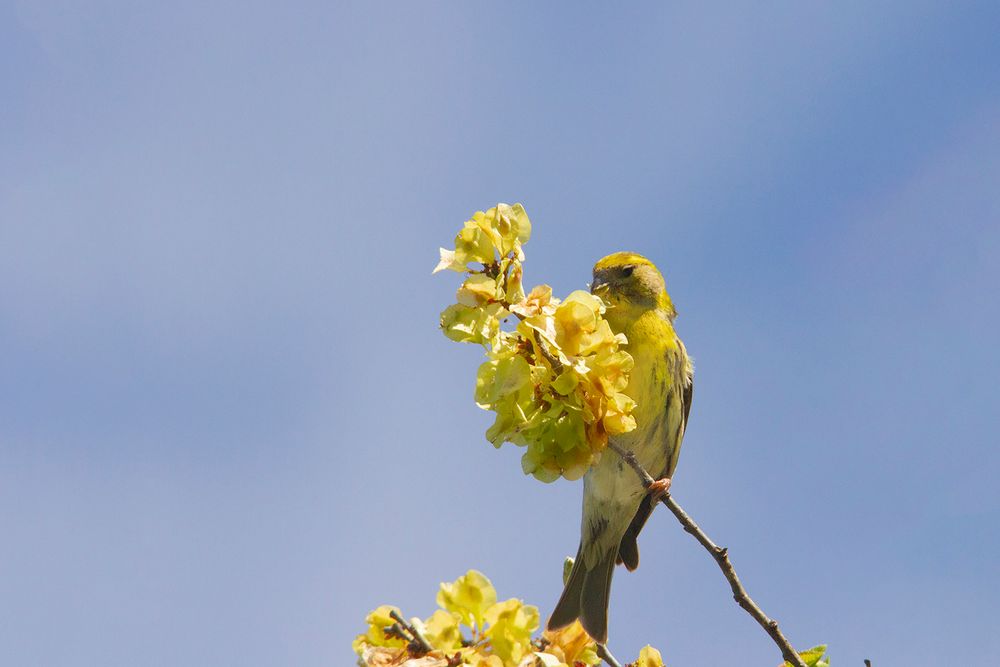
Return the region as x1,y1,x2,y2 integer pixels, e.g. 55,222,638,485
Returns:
547,544,617,643
547,545,585,632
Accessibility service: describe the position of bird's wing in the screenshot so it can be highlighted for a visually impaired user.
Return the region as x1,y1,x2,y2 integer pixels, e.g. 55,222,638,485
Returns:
616,372,693,571
681,372,694,436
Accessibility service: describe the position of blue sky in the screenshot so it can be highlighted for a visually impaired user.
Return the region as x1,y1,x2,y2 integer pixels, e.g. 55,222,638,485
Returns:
2,2,999,665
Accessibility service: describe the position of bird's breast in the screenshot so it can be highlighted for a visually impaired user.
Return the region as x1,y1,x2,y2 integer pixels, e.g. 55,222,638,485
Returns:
613,326,679,474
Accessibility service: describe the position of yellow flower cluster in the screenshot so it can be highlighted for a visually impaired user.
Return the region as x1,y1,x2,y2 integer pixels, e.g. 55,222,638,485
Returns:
435,204,637,482
351,566,829,667
353,570,605,667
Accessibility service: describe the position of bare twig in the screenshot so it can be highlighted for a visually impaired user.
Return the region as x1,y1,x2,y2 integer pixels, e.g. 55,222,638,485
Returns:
384,623,410,641
606,442,808,667
389,609,434,655
507,305,563,373
596,643,622,667
533,330,564,372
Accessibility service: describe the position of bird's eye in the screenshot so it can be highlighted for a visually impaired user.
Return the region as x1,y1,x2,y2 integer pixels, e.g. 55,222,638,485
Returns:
621,266,634,277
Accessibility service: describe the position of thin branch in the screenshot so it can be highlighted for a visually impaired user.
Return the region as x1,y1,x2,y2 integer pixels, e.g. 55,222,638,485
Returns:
533,330,564,373
385,623,411,641
606,442,808,667
389,609,434,655
596,643,622,667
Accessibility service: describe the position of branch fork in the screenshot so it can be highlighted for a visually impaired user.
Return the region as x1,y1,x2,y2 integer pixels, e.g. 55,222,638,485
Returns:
388,609,434,655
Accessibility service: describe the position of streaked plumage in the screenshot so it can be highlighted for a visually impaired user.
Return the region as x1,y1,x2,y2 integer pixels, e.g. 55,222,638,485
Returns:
547,252,693,643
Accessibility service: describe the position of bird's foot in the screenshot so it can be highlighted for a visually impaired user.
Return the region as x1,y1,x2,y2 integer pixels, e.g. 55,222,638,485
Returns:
647,477,672,502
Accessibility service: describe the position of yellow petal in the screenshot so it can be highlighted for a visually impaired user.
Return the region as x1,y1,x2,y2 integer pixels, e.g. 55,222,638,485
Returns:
483,598,539,666
436,570,498,630
542,621,599,667
420,610,463,651
636,645,664,667
457,274,502,307
433,247,464,274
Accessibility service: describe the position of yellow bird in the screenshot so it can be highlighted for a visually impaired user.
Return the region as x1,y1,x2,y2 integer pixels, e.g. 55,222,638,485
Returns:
547,252,694,643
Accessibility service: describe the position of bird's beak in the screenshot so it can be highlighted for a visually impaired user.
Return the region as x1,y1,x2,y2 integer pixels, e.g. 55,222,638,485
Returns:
591,274,610,296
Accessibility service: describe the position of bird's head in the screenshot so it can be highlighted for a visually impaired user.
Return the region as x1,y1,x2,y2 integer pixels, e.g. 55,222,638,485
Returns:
591,252,676,321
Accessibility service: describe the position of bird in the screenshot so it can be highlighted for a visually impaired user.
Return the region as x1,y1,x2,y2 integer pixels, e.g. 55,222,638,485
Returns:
547,252,693,644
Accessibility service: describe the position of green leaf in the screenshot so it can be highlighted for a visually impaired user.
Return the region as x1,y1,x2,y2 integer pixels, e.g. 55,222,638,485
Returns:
783,645,830,667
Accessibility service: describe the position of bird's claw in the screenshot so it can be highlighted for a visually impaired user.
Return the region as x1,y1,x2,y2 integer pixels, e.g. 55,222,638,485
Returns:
648,477,672,502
